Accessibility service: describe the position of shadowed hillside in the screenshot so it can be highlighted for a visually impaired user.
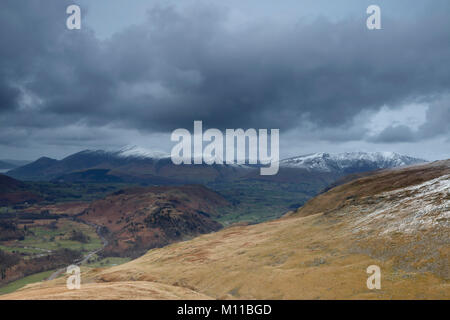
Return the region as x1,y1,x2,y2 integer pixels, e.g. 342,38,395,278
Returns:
0,174,42,206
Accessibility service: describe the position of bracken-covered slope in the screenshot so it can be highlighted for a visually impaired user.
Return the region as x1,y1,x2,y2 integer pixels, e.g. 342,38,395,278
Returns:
2,160,448,300
79,185,229,257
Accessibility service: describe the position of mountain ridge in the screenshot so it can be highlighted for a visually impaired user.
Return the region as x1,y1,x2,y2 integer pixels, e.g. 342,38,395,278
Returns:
6,149,426,183
280,151,425,173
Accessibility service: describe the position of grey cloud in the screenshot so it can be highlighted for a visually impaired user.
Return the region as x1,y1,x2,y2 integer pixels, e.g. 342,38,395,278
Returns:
0,81,20,112
1,0,450,152
370,96,450,143
370,125,416,143
418,97,450,138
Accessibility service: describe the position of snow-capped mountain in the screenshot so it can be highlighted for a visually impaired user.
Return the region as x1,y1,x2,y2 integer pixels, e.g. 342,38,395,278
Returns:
280,152,426,173
7,147,426,183
74,146,169,160
114,146,169,159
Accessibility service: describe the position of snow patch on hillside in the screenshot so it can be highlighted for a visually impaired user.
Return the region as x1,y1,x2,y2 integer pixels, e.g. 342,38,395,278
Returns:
352,174,450,234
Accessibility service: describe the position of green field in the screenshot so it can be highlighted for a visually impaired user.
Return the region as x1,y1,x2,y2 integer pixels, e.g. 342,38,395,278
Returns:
2,220,103,257
210,180,318,225
0,245,42,255
22,221,102,253
0,270,55,295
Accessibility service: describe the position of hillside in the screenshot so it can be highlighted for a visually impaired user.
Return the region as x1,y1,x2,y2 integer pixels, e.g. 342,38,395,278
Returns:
0,174,42,206
79,185,229,257
0,174,25,193
3,160,448,300
6,157,59,181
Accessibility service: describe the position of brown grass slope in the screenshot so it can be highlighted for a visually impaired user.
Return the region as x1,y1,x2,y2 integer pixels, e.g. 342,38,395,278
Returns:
3,161,449,300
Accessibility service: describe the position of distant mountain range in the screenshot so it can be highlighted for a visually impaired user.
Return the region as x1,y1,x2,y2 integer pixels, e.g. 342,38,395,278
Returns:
280,151,425,173
0,150,428,225
5,147,426,184
6,147,247,184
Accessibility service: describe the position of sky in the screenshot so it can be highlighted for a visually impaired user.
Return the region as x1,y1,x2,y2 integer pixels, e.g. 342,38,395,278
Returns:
0,0,449,161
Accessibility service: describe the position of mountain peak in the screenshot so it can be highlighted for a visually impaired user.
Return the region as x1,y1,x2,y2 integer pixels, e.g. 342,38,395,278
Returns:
35,156,57,162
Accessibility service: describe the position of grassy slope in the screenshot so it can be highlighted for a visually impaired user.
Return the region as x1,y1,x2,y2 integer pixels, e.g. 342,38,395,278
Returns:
91,214,446,299
0,270,55,295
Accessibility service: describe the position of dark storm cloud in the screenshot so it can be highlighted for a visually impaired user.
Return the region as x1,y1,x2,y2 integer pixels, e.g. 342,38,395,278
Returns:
1,0,450,148
418,96,450,139
371,125,416,143
0,81,20,113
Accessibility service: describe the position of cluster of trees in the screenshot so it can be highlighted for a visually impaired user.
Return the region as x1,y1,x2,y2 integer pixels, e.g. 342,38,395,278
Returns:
0,220,25,241
69,230,90,243
0,250,20,280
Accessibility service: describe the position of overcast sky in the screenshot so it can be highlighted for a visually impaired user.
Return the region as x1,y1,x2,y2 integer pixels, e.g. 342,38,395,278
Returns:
0,0,449,161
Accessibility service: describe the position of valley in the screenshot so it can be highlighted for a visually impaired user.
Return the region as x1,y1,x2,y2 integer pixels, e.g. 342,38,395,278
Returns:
0,149,443,299
0,158,447,299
